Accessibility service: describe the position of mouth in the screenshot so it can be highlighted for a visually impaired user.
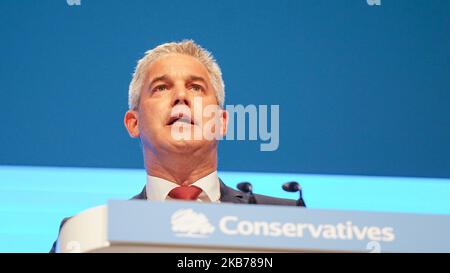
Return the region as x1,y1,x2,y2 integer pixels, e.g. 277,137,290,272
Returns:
167,115,195,126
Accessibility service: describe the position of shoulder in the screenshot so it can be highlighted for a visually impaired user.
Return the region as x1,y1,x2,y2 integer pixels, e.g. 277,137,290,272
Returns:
253,193,298,206
130,186,146,200
49,216,72,253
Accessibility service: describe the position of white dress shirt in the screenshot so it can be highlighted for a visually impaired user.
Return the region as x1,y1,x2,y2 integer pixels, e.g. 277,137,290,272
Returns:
146,171,221,203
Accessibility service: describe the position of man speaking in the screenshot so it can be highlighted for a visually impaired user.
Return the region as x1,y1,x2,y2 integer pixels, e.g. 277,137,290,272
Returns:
50,40,301,252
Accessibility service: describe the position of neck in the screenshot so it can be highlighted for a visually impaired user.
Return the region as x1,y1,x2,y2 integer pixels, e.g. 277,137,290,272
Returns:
143,145,218,186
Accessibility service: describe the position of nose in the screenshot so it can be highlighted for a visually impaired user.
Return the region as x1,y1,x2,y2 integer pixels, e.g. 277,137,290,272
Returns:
171,85,190,107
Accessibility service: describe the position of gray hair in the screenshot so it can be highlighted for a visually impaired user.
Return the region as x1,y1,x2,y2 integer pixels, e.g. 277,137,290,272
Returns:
128,40,225,110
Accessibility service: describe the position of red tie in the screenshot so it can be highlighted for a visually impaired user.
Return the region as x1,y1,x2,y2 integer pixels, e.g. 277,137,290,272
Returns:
168,185,203,200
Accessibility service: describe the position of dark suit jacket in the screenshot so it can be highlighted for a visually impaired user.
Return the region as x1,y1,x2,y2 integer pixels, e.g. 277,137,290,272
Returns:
50,178,303,252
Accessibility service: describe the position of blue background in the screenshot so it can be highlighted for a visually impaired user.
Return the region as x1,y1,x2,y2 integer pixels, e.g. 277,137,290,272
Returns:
1,0,449,177
0,0,449,252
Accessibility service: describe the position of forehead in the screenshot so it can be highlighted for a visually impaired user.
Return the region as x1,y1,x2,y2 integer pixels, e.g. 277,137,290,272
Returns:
146,53,211,81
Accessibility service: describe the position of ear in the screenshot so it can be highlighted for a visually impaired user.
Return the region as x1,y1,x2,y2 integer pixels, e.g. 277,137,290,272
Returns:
219,109,228,138
124,110,140,138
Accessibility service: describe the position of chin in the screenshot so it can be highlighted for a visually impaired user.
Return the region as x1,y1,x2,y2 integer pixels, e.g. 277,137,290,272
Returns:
166,137,203,153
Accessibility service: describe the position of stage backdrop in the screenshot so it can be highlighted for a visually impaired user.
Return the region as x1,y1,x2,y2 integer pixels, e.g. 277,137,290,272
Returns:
0,0,449,178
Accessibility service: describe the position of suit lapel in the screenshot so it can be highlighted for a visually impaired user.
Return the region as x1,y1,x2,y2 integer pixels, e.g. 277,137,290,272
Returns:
131,177,246,204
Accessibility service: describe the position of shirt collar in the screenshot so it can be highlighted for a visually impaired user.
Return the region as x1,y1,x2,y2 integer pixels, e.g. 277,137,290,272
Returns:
146,171,221,203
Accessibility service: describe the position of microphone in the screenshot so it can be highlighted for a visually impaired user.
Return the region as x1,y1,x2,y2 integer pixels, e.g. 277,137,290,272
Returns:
237,182,257,204
282,181,306,207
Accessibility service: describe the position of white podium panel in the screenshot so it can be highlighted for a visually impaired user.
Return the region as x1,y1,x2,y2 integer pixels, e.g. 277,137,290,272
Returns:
57,200,450,253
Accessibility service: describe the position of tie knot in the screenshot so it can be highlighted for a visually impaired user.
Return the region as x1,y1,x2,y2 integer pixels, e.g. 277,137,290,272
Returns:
168,185,203,200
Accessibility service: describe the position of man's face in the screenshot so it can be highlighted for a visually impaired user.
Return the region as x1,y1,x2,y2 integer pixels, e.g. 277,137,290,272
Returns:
125,53,227,154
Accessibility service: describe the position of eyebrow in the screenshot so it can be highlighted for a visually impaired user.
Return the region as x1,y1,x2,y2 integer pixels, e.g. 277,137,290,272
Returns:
148,74,209,90
187,75,208,87
148,75,170,89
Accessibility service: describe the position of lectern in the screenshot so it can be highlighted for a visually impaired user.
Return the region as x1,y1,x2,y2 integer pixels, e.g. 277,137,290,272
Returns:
56,200,450,253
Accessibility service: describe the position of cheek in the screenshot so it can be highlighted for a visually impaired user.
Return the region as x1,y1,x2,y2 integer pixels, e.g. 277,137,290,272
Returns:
139,104,167,131
200,103,223,126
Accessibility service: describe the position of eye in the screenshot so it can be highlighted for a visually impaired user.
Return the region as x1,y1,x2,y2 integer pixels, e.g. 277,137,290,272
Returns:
190,84,203,92
153,85,168,92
